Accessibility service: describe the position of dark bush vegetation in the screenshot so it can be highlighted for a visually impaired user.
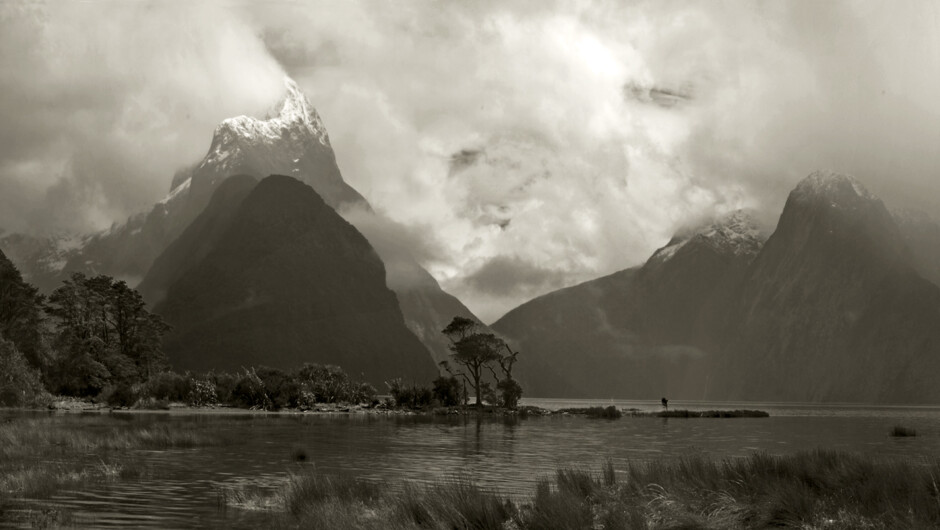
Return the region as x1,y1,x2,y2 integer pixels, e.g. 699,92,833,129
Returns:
231,368,274,410
103,383,137,407
295,363,376,405
387,378,435,409
143,371,190,402
431,375,462,406
110,364,380,411
187,379,218,407
557,406,622,419
497,378,523,408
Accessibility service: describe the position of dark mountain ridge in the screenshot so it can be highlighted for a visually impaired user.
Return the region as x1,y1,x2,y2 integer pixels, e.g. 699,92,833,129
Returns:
494,209,767,398
153,175,438,386
713,172,940,402
495,172,940,403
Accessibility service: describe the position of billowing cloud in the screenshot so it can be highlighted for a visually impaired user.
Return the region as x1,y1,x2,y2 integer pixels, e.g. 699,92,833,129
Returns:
464,254,572,294
3,1,939,322
0,2,286,233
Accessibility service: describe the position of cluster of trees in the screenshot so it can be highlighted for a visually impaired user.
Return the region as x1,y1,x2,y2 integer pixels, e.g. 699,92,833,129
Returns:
117,363,378,411
0,258,172,404
45,273,170,396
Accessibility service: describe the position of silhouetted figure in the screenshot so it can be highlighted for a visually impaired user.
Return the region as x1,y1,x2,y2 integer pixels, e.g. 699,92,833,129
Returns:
661,397,668,409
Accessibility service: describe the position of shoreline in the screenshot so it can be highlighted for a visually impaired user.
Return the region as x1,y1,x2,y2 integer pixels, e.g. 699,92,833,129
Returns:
32,399,770,418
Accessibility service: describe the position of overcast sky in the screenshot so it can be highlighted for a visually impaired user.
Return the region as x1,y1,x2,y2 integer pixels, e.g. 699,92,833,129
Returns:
2,1,940,322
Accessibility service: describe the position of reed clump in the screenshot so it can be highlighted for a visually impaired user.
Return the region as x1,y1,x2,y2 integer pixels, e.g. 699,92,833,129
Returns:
219,449,940,529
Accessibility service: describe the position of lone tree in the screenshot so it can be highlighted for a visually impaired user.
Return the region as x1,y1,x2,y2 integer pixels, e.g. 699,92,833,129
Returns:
440,316,521,408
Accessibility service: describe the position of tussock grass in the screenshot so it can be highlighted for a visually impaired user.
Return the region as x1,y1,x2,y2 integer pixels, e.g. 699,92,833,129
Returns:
0,417,219,503
219,450,940,529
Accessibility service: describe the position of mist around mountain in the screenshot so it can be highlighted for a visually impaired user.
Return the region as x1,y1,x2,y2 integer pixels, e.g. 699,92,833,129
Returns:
893,208,940,288
152,175,438,387
1,78,366,293
1,78,487,376
494,172,940,403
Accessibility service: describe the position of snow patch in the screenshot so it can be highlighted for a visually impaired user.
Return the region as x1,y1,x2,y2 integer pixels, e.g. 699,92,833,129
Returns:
195,77,330,178
651,210,765,264
794,170,875,202
650,239,688,262
159,176,192,206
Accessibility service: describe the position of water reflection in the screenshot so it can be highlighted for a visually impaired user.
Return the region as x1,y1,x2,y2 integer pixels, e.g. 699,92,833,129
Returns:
5,402,940,528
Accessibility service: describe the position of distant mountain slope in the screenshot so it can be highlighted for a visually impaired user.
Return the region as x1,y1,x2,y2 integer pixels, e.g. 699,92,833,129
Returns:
383,259,479,367
137,175,258,306
893,208,940,288
0,232,87,293
496,171,940,403
715,172,940,402
493,210,767,398
154,175,437,386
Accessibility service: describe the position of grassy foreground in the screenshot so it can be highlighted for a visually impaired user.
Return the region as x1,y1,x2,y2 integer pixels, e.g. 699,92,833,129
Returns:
220,450,940,529
0,416,219,525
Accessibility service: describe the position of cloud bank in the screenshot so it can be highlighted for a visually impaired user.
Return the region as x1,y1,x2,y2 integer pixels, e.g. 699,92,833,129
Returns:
2,1,939,321
0,2,285,233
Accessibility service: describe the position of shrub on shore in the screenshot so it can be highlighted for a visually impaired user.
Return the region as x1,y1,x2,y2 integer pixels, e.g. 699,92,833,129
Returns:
63,363,381,411
431,376,462,407
143,370,191,402
188,378,219,407
556,406,622,419
102,382,138,407
387,378,435,409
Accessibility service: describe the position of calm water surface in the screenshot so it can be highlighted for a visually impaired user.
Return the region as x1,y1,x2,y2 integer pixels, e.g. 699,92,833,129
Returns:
5,400,940,528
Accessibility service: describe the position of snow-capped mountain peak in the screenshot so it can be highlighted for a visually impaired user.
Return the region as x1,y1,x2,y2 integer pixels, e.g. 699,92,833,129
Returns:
791,170,876,205
197,77,330,176
650,209,766,264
